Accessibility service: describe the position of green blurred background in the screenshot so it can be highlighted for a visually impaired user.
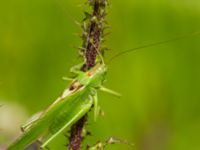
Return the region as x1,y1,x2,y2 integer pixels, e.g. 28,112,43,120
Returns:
0,0,200,150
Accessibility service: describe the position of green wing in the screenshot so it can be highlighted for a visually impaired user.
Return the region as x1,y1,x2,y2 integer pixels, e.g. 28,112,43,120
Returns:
8,87,89,150
41,93,93,148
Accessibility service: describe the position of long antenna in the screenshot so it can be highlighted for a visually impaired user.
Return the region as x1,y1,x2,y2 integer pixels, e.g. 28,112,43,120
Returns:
109,31,200,63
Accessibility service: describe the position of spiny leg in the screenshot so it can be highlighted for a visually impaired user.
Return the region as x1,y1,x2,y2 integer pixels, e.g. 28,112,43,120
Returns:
63,63,84,81
99,86,121,98
70,63,84,74
93,93,99,122
62,76,74,81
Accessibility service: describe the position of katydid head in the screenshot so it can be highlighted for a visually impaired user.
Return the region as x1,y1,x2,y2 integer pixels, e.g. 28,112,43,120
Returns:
77,63,107,88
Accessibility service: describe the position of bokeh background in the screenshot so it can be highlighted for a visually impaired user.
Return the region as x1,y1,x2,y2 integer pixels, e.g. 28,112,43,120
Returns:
0,0,200,150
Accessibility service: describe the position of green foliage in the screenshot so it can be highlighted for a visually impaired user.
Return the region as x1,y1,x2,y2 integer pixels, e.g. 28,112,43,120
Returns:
1,0,200,150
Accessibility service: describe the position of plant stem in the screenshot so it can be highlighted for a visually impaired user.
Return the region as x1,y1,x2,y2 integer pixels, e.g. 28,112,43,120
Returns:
68,0,107,150
68,116,87,150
